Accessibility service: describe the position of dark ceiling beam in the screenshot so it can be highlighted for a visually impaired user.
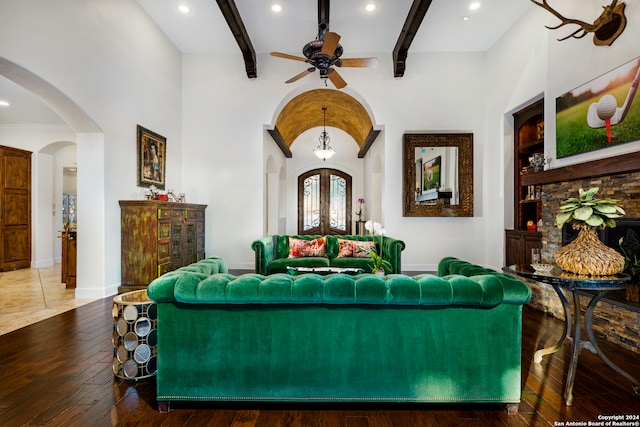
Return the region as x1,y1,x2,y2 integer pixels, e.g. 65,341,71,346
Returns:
318,0,330,38
358,128,381,158
392,0,433,78
215,0,257,78
267,127,293,158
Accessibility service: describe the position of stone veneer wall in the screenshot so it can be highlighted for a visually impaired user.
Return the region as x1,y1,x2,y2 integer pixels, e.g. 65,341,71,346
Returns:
529,170,640,354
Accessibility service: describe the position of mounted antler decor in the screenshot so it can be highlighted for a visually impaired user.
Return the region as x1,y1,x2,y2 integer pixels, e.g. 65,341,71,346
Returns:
530,0,626,46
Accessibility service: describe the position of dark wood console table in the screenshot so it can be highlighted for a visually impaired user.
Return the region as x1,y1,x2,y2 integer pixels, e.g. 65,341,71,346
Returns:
504,264,639,406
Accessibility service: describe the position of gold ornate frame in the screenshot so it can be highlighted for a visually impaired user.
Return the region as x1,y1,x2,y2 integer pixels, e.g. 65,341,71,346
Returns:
403,133,473,217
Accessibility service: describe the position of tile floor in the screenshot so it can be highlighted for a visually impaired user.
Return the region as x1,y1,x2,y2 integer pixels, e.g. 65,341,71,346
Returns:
0,264,97,336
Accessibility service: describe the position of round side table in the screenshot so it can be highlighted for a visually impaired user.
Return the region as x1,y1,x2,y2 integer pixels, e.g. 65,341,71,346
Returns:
112,290,157,380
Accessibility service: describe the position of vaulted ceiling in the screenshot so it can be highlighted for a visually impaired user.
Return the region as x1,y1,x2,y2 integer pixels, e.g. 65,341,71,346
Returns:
268,89,378,158
1,0,534,139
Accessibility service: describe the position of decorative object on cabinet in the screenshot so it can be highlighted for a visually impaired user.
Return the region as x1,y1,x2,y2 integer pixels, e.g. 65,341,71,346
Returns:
556,56,640,159
0,145,31,271
137,125,166,189
554,187,625,275
119,200,206,293
529,0,627,46
402,133,473,217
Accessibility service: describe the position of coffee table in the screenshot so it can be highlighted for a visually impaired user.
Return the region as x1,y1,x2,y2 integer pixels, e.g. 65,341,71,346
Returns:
287,266,365,276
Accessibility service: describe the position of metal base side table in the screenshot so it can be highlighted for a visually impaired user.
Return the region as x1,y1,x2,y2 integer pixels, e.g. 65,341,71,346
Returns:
504,264,639,406
112,290,157,380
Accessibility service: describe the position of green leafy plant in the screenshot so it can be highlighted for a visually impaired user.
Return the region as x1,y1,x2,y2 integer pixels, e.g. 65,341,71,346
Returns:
620,229,640,283
365,221,392,274
554,187,625,229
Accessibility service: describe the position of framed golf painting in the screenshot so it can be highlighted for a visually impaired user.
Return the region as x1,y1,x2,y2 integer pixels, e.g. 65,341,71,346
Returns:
137,125,166,189
555,56,640,159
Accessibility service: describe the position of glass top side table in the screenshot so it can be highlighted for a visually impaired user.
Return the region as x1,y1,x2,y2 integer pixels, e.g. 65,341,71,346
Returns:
504,264,639,406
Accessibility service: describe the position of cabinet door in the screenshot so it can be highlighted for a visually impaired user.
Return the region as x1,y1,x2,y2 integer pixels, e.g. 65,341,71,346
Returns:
505,232,522,266
505,230,542,266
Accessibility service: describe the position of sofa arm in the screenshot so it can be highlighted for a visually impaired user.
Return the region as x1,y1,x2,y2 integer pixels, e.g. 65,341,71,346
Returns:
381,236,405,274
251,236,275,275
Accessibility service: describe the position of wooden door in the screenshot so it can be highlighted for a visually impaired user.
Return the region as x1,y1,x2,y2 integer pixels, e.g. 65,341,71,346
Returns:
0,146,32,271
298,168,352,235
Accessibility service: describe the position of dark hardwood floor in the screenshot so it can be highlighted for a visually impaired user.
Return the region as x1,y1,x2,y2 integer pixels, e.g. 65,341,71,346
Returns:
1,298,639,426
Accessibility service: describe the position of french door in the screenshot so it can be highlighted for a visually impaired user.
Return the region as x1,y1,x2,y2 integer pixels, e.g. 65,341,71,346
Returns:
298,168,352,235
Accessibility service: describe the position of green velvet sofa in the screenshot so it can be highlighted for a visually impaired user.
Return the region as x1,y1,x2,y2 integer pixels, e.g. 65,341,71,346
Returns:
250,234,406,274
147,256,531,414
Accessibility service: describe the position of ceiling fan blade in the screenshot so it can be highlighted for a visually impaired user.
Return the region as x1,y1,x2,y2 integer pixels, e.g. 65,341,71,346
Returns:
285,68,316,83
271,52,307,62
338,57,379,68
327,68,347,89
320,32,341,56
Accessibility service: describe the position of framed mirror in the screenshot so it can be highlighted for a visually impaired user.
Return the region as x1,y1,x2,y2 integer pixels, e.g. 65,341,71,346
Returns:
403,133,473,217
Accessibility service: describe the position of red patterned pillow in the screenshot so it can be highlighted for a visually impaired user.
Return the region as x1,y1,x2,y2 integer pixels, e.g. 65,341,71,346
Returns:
336,239,354,258
352,240,375,258
288,237,327,258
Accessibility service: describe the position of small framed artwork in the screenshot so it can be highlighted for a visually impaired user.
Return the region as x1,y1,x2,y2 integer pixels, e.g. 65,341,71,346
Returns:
137,125,166,189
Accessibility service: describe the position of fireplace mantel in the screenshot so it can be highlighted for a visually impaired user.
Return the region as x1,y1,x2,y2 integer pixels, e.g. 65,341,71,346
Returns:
521,151,640,186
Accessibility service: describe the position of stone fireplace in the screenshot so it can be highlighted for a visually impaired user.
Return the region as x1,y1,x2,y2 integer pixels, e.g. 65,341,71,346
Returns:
528,168,640,354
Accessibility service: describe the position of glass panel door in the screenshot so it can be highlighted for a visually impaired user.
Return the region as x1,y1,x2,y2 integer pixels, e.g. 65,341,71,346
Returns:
298,169,351,235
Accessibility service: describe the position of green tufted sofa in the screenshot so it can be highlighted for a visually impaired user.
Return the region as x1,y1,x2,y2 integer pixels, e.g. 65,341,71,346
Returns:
250,234,406,274
147,256,531,413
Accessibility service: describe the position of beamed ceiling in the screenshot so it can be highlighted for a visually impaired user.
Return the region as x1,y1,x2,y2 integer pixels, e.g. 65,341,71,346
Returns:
215,0,430,156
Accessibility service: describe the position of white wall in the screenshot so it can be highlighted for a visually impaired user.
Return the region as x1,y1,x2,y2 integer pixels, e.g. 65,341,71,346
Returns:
3,1,640,291
182,51,490,271
0,0,183,297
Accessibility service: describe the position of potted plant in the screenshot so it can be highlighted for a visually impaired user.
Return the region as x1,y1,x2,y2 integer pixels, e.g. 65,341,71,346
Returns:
554,187,625,275
364,221,392,275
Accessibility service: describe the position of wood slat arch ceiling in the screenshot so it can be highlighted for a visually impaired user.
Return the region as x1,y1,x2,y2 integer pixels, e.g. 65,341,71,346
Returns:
268,89,380,158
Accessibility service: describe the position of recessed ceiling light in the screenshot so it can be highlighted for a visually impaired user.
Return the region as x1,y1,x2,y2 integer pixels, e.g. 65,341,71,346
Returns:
271,4,282,13
462,16,470,21
364,3,376,12
178,4,191,14
469,2,481,11
0,100,10,107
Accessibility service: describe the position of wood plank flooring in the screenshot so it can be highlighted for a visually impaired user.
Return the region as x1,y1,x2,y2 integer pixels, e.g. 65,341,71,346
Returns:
1,299,639,426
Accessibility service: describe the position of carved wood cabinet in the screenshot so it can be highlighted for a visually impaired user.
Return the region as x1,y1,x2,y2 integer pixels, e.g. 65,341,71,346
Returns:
119,200,206,293
0,146,32,271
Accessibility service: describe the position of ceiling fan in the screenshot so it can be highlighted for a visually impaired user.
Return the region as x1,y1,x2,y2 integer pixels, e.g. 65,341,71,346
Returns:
270,0,378,89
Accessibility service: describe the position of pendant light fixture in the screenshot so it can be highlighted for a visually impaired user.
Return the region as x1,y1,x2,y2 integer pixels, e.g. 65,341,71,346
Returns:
313,107,336,161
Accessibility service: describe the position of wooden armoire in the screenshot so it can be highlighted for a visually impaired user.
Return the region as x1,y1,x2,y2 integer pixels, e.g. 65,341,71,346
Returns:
0,146,32,271
119,200,206,293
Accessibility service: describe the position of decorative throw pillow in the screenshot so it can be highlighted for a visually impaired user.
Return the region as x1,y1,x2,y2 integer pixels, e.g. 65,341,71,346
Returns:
352,240,375,258
336,239,354,258
288,237,327,258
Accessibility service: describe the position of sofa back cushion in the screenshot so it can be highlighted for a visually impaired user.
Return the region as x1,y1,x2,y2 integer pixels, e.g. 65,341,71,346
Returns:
288,237,326,258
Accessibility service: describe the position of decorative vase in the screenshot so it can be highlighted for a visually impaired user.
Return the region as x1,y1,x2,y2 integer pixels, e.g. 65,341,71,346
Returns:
554,226,625,276
375,270,385,277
